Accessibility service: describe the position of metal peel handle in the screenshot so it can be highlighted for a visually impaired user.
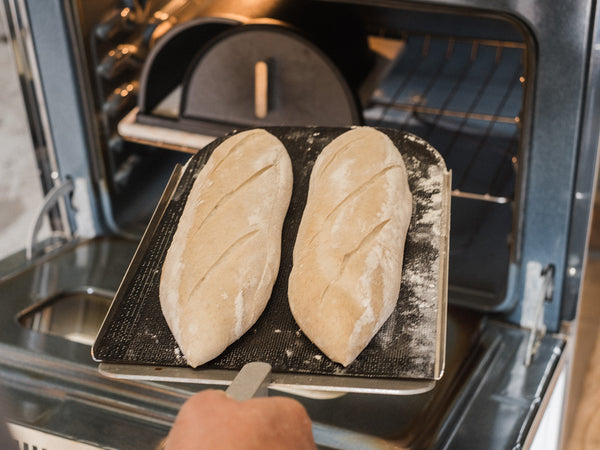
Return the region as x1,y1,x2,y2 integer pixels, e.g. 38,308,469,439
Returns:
226,362,272,401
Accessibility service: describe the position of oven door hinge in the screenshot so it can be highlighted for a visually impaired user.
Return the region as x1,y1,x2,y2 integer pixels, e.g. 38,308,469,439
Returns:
522,262,555,366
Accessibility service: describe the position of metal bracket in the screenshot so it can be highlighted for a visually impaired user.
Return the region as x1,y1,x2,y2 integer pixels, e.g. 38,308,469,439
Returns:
25,178,74,260
523,263,555,366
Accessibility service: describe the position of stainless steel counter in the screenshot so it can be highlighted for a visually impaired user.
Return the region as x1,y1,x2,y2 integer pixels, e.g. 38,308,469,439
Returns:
0,237,566,449
0,238,188,449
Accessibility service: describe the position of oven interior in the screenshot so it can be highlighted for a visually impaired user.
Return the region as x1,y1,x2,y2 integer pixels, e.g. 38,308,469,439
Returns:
80,1,528,314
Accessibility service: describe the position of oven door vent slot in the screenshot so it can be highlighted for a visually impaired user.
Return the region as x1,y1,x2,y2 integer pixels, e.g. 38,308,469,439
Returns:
8,422,102,449
522,262,555,366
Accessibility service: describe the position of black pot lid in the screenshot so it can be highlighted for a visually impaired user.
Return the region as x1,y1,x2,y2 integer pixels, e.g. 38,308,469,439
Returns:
180,24,362,128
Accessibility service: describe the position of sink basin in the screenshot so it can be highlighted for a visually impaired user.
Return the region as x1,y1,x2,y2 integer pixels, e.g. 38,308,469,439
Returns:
18,290,113,346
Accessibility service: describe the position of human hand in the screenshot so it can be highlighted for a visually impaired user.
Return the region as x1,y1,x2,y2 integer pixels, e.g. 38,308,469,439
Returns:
163,389,316,449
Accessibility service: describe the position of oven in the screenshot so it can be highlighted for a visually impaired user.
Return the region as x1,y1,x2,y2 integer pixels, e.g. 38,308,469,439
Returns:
0,0,599,448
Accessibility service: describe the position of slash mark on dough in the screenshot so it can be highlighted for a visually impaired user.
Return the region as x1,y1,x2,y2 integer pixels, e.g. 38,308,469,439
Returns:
191,163,276,238
318,135,371,176
188,229,259,302
319,219,391,305
208,133,265,176
306,165,402,248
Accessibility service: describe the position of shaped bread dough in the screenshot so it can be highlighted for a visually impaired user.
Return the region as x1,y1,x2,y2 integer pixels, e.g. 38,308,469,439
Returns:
288,127,412,366
160,129,293,367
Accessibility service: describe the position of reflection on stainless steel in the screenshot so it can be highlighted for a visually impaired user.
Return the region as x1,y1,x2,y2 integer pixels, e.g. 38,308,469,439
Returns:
96,1,203,80
97,43,141,79
18,291,112,345
103,81,139,117
0,239,183,448
95,2,151,41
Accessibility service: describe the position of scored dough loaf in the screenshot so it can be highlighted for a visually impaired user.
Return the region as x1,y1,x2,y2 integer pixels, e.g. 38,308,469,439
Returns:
160,129,293,368
288,127,412,366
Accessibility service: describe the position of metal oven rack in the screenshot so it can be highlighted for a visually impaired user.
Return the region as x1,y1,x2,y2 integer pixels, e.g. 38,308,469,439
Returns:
365,33,524,204
363,33,526,310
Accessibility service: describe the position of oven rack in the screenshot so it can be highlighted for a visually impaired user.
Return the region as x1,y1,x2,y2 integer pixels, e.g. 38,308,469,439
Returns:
364,33,525,204
114,29,524,209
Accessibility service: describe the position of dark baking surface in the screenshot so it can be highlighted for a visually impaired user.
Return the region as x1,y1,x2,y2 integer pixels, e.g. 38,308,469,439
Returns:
93,127,447,380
